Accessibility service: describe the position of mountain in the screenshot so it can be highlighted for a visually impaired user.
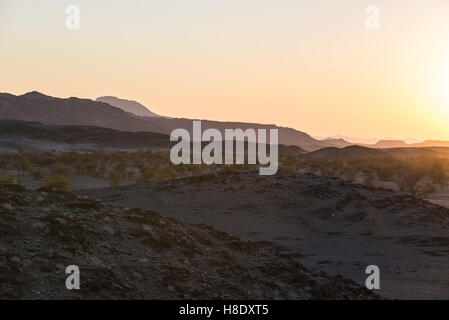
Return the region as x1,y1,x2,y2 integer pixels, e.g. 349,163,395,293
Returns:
316,135,449,149
20,91,57,101
366,140,449,149
96,96,160,117
315,135,380,145
0,92,330,151
414,140,449,148
366,139,449,149
320,138,352,148
372,140,408,148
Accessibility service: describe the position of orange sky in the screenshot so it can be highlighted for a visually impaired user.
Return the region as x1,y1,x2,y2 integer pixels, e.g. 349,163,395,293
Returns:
1,0,449,140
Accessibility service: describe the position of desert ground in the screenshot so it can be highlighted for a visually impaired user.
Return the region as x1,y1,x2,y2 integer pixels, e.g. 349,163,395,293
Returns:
76,170,449,300
426,188,449,209
0,183,377,300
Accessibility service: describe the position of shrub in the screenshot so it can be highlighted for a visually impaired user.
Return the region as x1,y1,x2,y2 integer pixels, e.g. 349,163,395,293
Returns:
45,175,71,192
420,183,437,195
395,163,427,195
30,168,44,180
138,167,156,183
50,163,71,176
108,170,122,186
155,167,177,180
363,171,376,187
0,175,23,185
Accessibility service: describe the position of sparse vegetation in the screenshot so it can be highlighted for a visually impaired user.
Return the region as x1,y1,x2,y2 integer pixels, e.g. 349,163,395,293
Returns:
0,149,448,195
45,175,71,192
0,175,23,185
277,154,449,196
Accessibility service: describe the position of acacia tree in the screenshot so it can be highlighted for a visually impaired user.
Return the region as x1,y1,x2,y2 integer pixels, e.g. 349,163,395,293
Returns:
45,175,71,192
396,162,427,195
429,160,448,189
13,154,31,176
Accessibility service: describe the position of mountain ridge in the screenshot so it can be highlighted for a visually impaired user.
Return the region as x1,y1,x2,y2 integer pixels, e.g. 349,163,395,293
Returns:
96,96,160,117
0,91,330,151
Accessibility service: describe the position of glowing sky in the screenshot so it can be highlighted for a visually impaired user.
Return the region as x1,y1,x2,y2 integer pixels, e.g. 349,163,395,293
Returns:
1,0,449,140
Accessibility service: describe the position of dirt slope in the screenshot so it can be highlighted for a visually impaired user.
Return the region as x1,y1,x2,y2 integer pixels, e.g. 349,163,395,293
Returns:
80,171,449,299
0,183,377,300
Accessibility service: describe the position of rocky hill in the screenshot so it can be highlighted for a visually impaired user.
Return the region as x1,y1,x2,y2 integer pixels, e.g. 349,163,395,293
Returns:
0,183,377,299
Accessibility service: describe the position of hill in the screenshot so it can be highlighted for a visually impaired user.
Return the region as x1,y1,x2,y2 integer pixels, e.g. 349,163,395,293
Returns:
0,183,377,299
320,138,352,148
306,145,392,160
0,120,308,158
382,147,439,159
0,120,172,151
415,140,449,148
373,140,409,148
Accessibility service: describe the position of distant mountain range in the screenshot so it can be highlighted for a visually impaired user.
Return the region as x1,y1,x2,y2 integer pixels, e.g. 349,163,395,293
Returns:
0,92,331,151
0,119,448,161
371,140,409,148
320,138,353,148
306,145,449,160
1,91,448,152
319,137,449,149
364,139,449,149
315,135,421,145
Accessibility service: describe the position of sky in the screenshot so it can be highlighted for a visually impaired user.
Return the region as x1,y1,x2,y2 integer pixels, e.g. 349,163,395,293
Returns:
1,0,449,141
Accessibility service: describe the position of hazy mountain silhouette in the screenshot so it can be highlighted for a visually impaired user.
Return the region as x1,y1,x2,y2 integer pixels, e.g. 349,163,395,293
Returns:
365,140,449,149
3,91,448,152
0,92,330,151
414,140,449,148
372,140,409,148
96,96,160,117
315,135,381,145
320,138,353,148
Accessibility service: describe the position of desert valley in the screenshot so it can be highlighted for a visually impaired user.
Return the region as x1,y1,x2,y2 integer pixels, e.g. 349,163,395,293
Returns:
1,92,449,299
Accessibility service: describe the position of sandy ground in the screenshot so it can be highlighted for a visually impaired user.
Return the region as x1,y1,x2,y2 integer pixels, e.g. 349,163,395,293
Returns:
426,187,449,209
0,171,133,191
354,176,449,210
78,171,449,300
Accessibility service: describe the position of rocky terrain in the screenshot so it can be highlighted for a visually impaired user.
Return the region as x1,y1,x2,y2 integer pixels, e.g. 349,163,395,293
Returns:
0,183,377,299
79,170,449,299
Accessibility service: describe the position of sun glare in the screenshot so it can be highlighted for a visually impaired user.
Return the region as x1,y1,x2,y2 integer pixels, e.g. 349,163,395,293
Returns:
441,63,449,116
434,56,449,118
